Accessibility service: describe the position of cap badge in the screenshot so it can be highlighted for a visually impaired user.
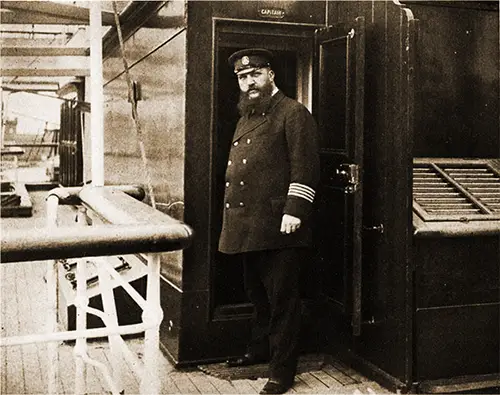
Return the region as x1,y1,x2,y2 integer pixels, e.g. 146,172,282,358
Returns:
241,56,250,65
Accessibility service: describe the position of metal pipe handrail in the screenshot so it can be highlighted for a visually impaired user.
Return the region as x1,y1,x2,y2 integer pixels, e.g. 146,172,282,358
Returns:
1,221,192,263
1,185,191,263
48,184,145,204
3,143,59,148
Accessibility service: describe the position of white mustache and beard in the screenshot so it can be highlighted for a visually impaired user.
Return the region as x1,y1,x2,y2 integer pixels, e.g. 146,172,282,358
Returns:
237,81,274,117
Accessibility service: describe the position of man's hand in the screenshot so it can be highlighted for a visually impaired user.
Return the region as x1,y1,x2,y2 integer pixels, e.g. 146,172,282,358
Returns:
280,214,301,234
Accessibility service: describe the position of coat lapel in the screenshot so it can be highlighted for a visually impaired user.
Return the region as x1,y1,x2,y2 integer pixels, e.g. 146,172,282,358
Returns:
267,90,285,114
232,115,267,142
232,91,285,143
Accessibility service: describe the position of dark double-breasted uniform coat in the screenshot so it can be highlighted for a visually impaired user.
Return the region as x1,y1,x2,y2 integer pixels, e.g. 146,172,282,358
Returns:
218,90,320,254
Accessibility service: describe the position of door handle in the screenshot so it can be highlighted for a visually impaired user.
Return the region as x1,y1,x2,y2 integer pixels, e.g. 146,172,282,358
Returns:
336,163,360,193
363,224,384,234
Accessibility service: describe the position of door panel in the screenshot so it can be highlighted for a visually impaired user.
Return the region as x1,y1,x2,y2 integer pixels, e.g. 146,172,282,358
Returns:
59,101,83,187
318,35,348,151
313,17,365,336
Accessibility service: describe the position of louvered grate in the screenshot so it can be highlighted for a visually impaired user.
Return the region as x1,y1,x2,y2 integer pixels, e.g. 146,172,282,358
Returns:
413,159,500,221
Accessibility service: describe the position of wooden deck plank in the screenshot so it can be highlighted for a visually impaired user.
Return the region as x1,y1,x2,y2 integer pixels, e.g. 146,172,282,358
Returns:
87,364,108,395
169,370,201,394
100,340,140,394
25,261,49,332
1,264,10,395
35,344,50,393
1,264,19,339
26,261,52,394
309,369,345,390
4,264,26,394
5,346,25,394
21,343,45,394
292,375,314,393
56,350,67,395
246,377,268,394
157,357,183,394
341,381,393,394
57,343,77,394
203,371,241,394
297,372,329,393
230,378,259,394
87,344,117,394
321,365,357,386
18,262,45,394
0,346,6,395
332,360,371,383
160,374,183,394
127,336,183,394
187,370,220,393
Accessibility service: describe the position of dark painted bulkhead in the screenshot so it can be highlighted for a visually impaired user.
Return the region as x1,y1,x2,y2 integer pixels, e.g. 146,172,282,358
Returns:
178,0,329,365
414,236,499,381
402,1,500,386
176,1,417,390
93,0,499,392
327,1,499,389
408,1,499,158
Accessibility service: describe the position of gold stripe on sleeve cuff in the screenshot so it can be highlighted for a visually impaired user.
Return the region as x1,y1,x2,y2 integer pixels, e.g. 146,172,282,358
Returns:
288,183,315,203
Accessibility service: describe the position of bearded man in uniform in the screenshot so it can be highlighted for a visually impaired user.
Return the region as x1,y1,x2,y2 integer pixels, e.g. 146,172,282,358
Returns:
219,48,320,394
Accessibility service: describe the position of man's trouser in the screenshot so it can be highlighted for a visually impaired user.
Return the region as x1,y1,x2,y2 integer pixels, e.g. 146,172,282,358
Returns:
243,247,302,384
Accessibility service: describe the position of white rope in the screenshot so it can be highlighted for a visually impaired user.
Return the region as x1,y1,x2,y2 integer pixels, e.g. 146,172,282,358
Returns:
111,1,157,209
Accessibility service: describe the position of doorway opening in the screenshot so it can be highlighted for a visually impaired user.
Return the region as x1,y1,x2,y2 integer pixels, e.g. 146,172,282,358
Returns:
211,21,316,318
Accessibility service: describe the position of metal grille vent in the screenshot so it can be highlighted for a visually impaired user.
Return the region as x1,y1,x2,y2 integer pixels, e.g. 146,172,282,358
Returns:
413,159,500,222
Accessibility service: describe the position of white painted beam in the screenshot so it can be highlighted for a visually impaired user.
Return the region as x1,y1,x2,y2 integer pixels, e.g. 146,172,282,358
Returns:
2,82,60,92
1,47,89,57
0,2,185,27
0,1,117,25
0,69,89,77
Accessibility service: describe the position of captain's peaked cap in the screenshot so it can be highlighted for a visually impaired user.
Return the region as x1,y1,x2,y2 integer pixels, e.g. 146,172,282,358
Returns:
228,48,274,75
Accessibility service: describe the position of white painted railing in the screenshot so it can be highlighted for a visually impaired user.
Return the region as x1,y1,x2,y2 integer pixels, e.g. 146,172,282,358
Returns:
0,185,193,395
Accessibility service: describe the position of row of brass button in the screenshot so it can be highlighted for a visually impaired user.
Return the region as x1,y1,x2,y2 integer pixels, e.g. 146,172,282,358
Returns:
226,137,252,209
233,138,252,147
225,202,245,208
226,181,245,187
228,158,248,165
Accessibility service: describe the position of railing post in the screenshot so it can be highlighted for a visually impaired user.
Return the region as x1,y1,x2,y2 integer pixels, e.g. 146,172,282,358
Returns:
74,207,89,395
46,194,60,394
96,256,124,393
140,253,162,395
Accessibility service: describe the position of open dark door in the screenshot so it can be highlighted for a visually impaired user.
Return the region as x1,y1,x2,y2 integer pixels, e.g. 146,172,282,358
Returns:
59,100,83,187
313,17,365,337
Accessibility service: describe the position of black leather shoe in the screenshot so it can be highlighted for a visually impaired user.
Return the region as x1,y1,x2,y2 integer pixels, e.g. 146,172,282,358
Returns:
259,379,293,394
225,353,269,367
